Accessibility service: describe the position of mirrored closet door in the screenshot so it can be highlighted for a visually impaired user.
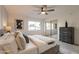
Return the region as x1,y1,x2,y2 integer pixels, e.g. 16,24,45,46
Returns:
44,20,57,37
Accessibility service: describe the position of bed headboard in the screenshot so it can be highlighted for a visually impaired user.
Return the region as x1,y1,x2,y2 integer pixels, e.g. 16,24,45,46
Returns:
0,29,6,37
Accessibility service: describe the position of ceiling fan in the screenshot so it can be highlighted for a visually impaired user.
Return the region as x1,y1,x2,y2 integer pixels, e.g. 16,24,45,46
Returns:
35,5,55,15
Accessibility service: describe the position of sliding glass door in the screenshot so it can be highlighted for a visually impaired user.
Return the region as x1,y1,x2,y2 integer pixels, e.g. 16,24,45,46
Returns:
45,20,57,36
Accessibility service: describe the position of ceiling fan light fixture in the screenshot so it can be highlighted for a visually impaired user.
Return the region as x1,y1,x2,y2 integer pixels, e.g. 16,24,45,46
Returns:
41,11,45,14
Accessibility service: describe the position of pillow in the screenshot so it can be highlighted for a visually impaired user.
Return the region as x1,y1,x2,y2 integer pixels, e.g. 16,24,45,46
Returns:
15,31,26,50
0,34,4,36
23,34,29,43
2,40,18,54
0,33,11,40
0,34,18,54
0,29,5,37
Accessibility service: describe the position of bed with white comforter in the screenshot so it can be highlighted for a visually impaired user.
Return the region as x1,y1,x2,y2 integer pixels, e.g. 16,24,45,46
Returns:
28,35,57,53
0,32,58,54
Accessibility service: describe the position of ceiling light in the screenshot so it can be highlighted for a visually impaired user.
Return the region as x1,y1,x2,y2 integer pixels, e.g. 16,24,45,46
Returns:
41,11,45,14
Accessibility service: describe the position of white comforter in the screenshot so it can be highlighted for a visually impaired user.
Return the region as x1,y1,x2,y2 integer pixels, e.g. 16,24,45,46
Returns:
0,33,18,54
28,35,57,53
18,40,38,54
0,33,57,54
32,35,55,44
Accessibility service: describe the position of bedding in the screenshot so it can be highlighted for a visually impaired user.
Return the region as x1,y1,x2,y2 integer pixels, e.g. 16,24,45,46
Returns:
0,29,5,37
0,32,38,54
23,34,29,43
18,40,38,54
0,31,58,54
15,31,26,50
32,35,55,44
0,33,18,54
28,35,57,53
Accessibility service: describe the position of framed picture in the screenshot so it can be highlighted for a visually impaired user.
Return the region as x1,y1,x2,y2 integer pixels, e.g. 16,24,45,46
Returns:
16,19,23,29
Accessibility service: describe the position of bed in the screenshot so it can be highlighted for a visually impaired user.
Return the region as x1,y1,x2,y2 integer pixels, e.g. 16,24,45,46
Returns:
28,35,59,54
32,35,56,44
0,29,59,54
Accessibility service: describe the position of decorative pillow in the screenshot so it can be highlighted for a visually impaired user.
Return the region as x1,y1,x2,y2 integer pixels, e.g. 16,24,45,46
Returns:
15,35,23,50
23,34,29,43
2,40,18,54
0,29,5,37
15,31,26,50
0,34,4,36
0,33,18,54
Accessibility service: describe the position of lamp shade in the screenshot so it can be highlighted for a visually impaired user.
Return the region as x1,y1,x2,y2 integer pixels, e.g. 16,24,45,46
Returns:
5,26,11,32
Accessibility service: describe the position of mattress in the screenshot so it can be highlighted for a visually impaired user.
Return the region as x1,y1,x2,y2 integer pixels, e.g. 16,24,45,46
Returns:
28,35,57,53
18,40,38,54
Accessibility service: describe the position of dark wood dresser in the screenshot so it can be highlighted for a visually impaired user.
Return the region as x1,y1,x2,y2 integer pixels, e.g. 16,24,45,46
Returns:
59,27,74,44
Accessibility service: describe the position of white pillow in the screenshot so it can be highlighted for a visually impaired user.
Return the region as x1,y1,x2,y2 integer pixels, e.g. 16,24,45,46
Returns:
18,32,26,49
0,33,10,54
15,31,26,50
0,33,18,54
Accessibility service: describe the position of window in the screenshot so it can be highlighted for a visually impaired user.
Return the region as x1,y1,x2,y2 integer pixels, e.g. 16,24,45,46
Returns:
46,22,54,30
52,23,54,30
28,21,41,31
46,22,50,30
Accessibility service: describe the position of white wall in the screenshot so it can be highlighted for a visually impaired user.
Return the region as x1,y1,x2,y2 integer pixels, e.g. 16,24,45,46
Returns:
8,15,45,35
57,12,79,45
0,6,1,29
0,6,8,29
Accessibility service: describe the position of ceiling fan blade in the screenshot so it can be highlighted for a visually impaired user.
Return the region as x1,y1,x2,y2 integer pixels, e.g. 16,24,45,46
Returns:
47,9,55,12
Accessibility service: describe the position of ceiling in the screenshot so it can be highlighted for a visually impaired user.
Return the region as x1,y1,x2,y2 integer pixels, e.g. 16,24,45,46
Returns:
4,5,79,19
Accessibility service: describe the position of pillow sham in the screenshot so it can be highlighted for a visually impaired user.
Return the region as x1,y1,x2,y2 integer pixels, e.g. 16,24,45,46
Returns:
0,29,5,37
15,31,26,50
0,33,18,54
23,34,29,43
